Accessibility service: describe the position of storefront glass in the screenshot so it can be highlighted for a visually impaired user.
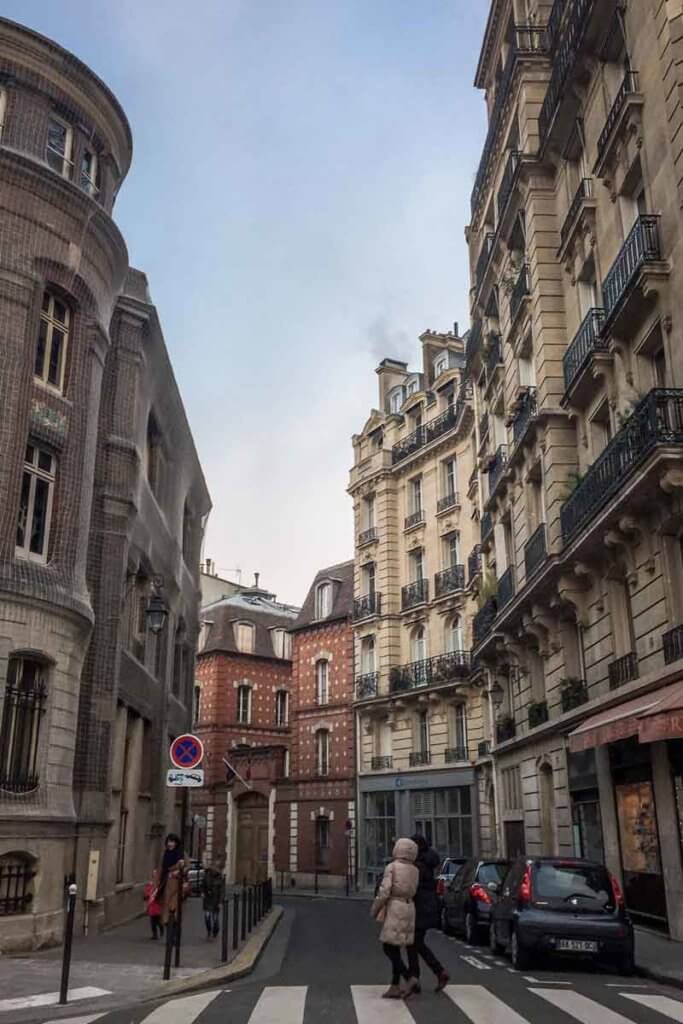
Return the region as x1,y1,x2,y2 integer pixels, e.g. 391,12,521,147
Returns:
363,791,395,887
411,787,472,861
567,749,604,862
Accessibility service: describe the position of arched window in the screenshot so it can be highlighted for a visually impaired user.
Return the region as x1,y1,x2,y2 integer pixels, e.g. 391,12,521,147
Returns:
237,685,252,725
35,292,70,392
316,660,329,706
389,387,405,414
361,636,376,675
412,625,427,664
0,852,36,916
315,583,332,619
316,729,330,776
15,444,57,563
447,616,464,654
0,657,48,792
275,689,288,726
235,622,255,654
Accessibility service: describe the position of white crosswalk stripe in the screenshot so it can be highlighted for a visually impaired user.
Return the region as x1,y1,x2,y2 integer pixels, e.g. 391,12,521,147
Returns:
622,993,683,1021
139,990,223,1024
445,984,531,1023
350,986,415,1024
531,987,635,1024
248,986,307,1024
41,1017,106,1024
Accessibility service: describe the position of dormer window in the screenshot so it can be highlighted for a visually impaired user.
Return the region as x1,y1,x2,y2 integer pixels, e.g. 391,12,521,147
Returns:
407,378,419,396
272,628,291,659
235,622,255,654
315,582,332,619
389,387,405,414
434,354,448,378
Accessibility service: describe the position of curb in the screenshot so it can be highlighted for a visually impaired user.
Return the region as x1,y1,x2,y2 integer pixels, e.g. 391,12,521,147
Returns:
276,890,371,902
637,964,683,993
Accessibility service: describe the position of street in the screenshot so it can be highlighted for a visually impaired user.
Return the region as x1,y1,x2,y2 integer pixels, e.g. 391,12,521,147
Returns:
31,897,683,1024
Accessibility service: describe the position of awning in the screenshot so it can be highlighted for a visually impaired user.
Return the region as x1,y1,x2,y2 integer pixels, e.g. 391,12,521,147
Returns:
637,679,683,743
568,691,661,753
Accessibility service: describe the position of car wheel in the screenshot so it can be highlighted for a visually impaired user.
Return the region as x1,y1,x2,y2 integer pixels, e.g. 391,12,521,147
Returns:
489,922,504,954
441,907,455,937
617,952,635,977
510,928,531,971
464,911,477,945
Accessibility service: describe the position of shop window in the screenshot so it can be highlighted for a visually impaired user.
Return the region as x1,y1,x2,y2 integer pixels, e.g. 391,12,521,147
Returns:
0,853,36,916
0,656,48,792
16,444,56,563
411,787,472,861
364,791,396,887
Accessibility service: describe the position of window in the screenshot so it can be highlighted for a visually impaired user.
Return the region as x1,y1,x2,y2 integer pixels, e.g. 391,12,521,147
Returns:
443,458,457,498
172,630,189,700
443,531,459,568
389,387,404,414
528,647,546,702
145,414,166,504
364,791,396,886
235,622,255,654
16,444,56,562
361,635,376,674
315,582,332,619
0,657,48,793
316,729,330,776
452,703,467,752
316,659,329,705
80,149,100,197
272,629,291,659
412,625,427,663
407,378,419,395
410,548,424,582
46,116,73,178
0,853,36,916
0,88,6,141
237,685,252,724
193,685,201,726
124,574,149,664
182,501,193,565
448,615,464,653
410,476,423,514
417,710,429,753
315,816,331,867
653,347,667,388
362,562,376,597
275,689,288,726
411,788,472,860
434,354,448,378
363,495,375,529
35,292,70,391
501,766,523,810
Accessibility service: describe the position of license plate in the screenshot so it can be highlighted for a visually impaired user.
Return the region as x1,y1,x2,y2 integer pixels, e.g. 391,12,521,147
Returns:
557,939,598,952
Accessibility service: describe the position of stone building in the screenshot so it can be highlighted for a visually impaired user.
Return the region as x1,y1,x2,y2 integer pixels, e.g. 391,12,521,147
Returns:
0,17,209,950
349,328,489,890
465,0,683,940
193,584,299,884
275,561,356,892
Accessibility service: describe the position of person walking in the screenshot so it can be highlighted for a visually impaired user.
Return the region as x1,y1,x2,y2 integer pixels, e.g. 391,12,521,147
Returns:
201,862,224,939
406,834,449,993
157,832,186,930
371,837,419,999
143,869,163,940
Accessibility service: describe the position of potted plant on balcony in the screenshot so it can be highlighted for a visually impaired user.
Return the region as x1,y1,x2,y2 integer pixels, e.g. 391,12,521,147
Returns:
560,677,588,712
496,713,515,743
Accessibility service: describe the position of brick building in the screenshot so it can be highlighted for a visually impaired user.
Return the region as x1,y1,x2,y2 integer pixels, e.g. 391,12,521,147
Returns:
276,561,356,892
0,18,209,950
194,584,299,883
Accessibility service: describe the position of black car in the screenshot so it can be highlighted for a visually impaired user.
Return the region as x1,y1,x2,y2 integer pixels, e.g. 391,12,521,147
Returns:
441,858,509,943
436,857,467,905
489,856,634,974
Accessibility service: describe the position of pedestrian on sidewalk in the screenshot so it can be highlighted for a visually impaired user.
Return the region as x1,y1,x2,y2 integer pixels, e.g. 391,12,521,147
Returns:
201,861,224,939
143,869,164,940
405,834,449,994
157,832,186,928
371,837,419,1000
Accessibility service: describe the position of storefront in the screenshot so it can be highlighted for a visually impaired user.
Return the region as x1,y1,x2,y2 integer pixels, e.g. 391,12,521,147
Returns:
567,748,604,863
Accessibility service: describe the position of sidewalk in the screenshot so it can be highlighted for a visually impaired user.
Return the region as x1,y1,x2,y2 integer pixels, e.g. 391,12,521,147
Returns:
635,927,683,990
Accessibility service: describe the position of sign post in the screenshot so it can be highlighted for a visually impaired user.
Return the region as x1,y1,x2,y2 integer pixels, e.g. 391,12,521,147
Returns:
165,734,204,973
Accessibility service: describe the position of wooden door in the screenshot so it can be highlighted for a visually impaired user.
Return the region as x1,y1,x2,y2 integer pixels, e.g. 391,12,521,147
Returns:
235,793,269,883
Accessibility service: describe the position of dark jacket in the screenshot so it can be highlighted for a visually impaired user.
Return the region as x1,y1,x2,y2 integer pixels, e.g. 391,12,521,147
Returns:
201,868,224,912
413,845,441,931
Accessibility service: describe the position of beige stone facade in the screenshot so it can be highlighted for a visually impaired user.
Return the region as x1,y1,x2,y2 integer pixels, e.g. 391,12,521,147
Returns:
466,0,683,940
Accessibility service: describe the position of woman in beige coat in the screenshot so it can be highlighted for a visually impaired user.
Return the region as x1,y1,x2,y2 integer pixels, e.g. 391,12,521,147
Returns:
372,837,419,999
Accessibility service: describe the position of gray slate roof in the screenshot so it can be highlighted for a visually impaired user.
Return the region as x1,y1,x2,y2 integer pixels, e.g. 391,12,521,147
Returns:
292,559,354,631
200,589,299,660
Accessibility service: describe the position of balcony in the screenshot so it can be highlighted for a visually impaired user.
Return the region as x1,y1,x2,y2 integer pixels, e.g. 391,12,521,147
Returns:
596,71,640,171
389,651,472,693
485,334,503,380
512,387,537,446
663,624,683,665
477,740,491,757
467,320,483,363
353,592,382,621
560,389,683,544
559,177,593,255
475,232,496,291
355,672,379,700
560,678,588,712
401,578,429,610
546,0,567,52
468,545,482,584
445,747,468,764
538,0,593,148
479,413,489,444
404,509,425,531
488,444,508,495
392,401,464,465
358,526,378,547
497,566,515,610
524,523,547,580
509,264,530,324
410,750,431,767
496,149,521,221
435,564,465,597
601,215,662,329
473,597,497,645
528,699,549,728
562,307,606,398
496,715,516,744
608,652,639,691
437,491,460,514
481,511,493,544
371,755,392,771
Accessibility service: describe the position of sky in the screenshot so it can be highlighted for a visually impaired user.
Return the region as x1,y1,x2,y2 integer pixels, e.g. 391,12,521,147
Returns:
5,0,489,605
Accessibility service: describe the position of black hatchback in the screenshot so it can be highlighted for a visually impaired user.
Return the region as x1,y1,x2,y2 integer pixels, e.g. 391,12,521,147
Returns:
490,857,634,974
441,858,510,943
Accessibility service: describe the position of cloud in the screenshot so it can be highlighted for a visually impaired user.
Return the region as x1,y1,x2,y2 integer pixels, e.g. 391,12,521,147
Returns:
365,314,413,364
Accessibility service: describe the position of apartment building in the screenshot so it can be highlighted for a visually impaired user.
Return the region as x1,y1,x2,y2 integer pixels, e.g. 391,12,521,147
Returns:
349,328,490,889
466,0,683,940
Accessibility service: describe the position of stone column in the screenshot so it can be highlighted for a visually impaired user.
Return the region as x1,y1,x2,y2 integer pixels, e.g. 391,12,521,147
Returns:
651,741,683,940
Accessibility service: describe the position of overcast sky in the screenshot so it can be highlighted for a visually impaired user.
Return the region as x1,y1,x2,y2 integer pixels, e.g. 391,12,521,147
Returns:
6,0,489,604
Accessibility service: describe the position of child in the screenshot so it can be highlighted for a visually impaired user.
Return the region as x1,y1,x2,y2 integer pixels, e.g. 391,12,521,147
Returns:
143,869,163,940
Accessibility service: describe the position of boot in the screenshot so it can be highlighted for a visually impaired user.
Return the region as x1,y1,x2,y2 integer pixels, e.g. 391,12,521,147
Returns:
382,986,403,999
435,970,450,992
403,977,421,998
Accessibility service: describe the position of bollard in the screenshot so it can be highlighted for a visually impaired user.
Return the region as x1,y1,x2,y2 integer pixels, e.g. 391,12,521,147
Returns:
259,881,263,920
241,885,247,941
221,897,229,964
248,886,253,931
163,911,175,981
232,891,239,950
280,870,284,893
174,884,183,968
58,883,78,1004
255,882,260,922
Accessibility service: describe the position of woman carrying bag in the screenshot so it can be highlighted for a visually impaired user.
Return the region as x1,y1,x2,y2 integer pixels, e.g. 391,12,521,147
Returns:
371,837,419,999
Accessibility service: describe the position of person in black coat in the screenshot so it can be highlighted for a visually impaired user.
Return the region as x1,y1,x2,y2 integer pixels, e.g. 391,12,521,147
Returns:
405,834,449,994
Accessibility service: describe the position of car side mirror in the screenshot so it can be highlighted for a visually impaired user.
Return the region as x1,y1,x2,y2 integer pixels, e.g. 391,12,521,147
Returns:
487,881,499,893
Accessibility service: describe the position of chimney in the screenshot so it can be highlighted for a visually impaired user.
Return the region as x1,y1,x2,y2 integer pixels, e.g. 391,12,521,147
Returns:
453,321,459,336
205,558,212,575
254,572,260,588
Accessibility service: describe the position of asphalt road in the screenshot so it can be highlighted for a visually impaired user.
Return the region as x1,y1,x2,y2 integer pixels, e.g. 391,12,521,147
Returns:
36,897,683,1024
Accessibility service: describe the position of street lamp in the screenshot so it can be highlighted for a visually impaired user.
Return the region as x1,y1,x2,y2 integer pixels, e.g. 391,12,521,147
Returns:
145,576,168,635
489,680,505,710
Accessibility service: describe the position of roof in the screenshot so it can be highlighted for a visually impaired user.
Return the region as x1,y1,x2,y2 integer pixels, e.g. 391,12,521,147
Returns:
200,589,300,660
292,560,354,631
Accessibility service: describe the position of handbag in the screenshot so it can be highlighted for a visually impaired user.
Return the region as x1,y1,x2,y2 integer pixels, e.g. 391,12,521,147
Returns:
371,863,393,924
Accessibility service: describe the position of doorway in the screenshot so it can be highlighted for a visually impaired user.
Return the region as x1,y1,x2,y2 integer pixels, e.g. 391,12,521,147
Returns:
504,820,526,858
235,792,269,883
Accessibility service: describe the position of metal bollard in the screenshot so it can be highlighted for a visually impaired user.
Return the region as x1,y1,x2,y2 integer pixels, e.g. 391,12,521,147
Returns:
58,883,78,1004
174,885,183,968
221,897,229,964
241,886,247,941
163,911,175,981
248,886,253,931
232,891,239,950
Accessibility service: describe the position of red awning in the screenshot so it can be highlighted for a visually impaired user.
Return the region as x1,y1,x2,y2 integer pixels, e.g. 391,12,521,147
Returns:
568,690,663,753
637,680,683,743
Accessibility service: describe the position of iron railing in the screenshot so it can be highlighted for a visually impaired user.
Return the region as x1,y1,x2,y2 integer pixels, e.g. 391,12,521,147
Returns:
392,401,464,465
473,597,497,645
498,566,515,609
496,716,516,743
445,746,468,763
485,334,503,379
389,651,471,693
435,565,465,597
468,545,482,583
410,750,432,767
401,578,429,610
663,624,683,665
528,699,549,728
608,652,639,691
0,858,35,916
512,387,537,445
562,307,606,394
538,0,593,146
524,523,547,579
546,0,567,51
602,215,661,325
358,526,378,546
0,676,47,793
481,511,493,543
560,389,683,542
478,740,491,757
488,444,509,494
475,232,496,289
353,592,382,620
497,149,521,220
561,678,588,712
355,672,379,700
559,177,593,251
509,264,530,322
467,320,482,362
437,492,460,513
596,71,639,166
405,509,426,530
479,412,489,442
371,755,392,770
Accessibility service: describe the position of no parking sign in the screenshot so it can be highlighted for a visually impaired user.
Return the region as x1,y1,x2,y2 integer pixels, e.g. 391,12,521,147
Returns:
169,733,204,770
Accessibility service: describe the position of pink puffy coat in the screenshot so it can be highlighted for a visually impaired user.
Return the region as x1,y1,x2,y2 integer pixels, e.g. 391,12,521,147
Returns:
375,838,419,946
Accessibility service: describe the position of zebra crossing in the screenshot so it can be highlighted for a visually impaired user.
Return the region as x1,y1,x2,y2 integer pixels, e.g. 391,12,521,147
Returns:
36,983,683,1024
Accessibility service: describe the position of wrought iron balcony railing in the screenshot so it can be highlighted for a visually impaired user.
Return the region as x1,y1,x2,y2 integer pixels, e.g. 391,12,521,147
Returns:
435,564,465,597
445,746,468,764
602,215,661,325
358,526,378,546
478,740,491,757
389,651,472,693
608,652,639,691
546,0,567,52
497,566,515,610
559,177,593,252
404,509,425,530
524,523,547,580
488,444,508,494
562,307,606,394
538,0,592,146
353,592,382,620
496,715,516,743
528,699,549,728
560,678,588,712
663,624,683,665
509,264,530,322
479,412,489,442
355,672,379,700
473,596,497,645
468,545,482,583
512,386,537,445
481,511,493,543
475,232,496,290
437,492,459,513
497,149,522,221
392,401,464,465
401,578,429,610
371,755,392,770
467,320,483,363
410,750,432,767
485,334,503,379
560,389,683,542
596,71,639,166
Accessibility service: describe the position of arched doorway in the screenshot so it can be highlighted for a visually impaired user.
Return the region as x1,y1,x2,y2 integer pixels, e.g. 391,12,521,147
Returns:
235,792,269,883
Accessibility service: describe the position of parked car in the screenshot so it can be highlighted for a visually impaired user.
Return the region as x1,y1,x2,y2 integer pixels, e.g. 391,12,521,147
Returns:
441,858,509,943
489,856,634,974
436,857,467,905
187,859,204,896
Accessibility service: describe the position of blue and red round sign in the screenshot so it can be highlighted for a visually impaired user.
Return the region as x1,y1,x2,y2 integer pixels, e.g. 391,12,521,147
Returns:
169,733,204,770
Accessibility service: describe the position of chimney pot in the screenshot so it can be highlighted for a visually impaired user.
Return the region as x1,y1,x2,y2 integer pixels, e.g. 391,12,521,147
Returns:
254,572,260,588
